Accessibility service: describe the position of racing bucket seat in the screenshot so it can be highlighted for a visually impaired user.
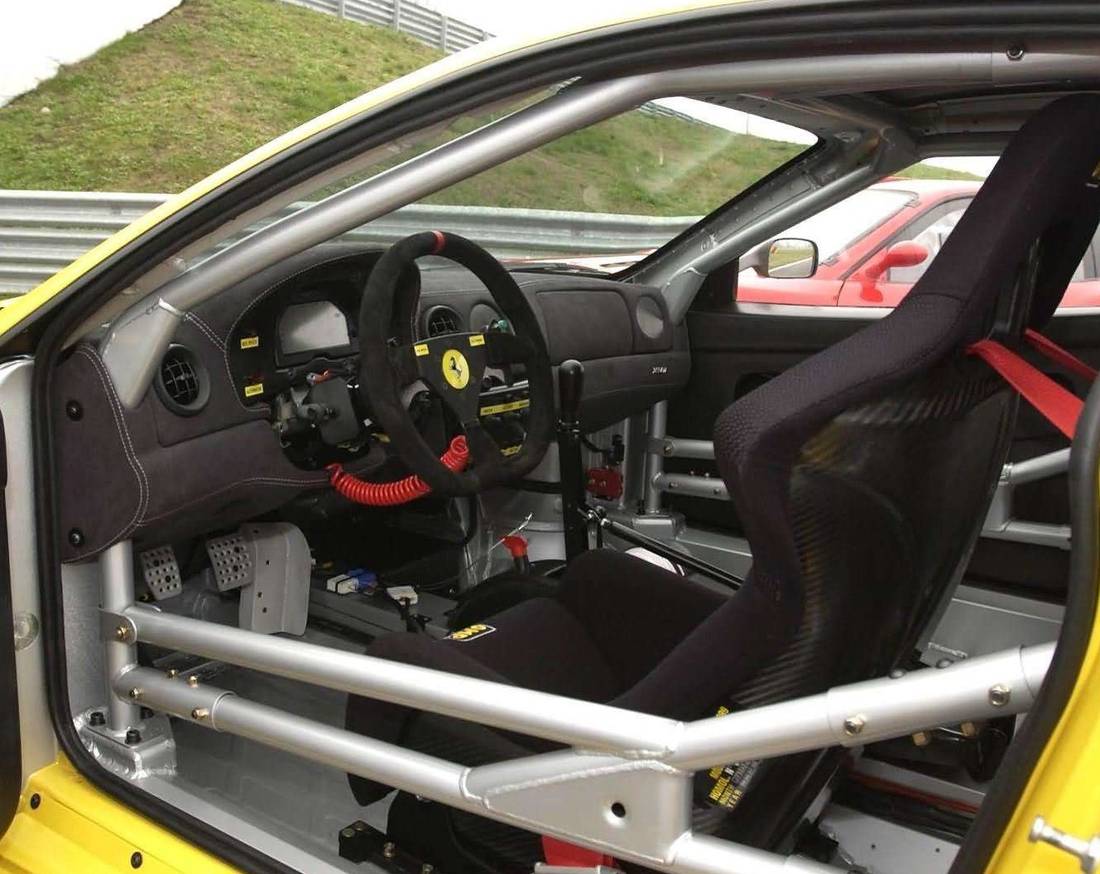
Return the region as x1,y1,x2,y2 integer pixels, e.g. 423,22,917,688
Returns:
345,94,1100,870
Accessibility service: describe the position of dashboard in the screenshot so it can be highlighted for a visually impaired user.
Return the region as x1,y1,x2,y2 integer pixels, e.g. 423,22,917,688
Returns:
53,243,689,562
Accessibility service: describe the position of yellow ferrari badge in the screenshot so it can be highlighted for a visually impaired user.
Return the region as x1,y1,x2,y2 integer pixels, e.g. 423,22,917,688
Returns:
442,348,470,389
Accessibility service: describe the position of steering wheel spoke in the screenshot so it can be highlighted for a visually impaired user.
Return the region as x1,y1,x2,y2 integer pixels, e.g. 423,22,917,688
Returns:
462,419,506,470
403,333,488,424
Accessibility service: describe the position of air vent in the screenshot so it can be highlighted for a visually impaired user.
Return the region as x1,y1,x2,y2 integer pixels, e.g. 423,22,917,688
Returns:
155,344,209,415
424,305,462,337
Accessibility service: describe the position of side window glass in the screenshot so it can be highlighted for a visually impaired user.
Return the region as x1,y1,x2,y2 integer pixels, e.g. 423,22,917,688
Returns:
886,201,970,284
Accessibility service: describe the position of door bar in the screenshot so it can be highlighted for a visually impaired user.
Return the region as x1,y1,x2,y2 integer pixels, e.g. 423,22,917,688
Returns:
115,667,835,874
119,603,679,756
113,603,1052,769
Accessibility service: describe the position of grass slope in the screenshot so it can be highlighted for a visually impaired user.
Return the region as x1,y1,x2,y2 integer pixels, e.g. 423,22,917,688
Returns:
0,0,437,192
0,0,979,210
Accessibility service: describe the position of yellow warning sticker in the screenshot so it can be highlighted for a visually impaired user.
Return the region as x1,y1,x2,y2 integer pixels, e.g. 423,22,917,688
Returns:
479,398,530,416
468,334,486,347
501,444,522,457
239,336,259,350
702,704,759,810
414,343,431,357
446,623,496,642
244,383,264,398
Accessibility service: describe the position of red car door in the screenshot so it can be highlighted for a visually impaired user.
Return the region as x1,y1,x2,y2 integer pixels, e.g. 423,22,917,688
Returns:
735,272,845,306
838,197,973,307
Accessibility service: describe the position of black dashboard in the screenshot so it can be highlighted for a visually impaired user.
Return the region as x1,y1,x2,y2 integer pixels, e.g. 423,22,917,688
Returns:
53,243,689,562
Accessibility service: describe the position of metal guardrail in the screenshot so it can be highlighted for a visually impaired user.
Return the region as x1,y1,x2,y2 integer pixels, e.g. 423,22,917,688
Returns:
281,0,491,53
0,190,698,294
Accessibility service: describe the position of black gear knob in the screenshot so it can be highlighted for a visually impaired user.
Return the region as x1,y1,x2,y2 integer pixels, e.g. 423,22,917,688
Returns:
558,359,584,426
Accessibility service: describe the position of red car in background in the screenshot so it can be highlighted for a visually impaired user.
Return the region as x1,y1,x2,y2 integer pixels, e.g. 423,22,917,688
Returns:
737,178,1100,308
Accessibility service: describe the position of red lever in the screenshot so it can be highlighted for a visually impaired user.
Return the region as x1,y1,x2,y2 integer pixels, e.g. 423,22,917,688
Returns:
501,534,531,574
501,535,528,560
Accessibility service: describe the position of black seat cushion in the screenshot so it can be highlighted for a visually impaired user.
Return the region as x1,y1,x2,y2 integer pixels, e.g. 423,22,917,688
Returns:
347,549,724,805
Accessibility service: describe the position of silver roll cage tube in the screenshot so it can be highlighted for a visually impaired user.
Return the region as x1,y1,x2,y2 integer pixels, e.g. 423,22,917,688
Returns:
96,48,1100,408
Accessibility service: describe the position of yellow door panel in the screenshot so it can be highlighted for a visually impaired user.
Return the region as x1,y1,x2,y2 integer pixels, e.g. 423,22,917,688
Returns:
0,757,239,874
983,474,1100,873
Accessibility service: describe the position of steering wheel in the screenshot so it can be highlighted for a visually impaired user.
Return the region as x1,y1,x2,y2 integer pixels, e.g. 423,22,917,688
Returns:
358,231,555,496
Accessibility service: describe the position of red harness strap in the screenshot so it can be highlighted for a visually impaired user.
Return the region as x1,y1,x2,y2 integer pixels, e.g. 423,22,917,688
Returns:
541,836,617,869
1024,328,1099,381
968,339,1083,439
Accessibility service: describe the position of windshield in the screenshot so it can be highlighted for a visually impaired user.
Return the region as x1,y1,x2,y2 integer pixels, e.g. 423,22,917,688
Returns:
780,188,913,262
335,98,815,269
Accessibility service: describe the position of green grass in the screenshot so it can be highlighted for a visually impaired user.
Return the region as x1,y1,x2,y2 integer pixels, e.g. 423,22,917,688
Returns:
0,0,438,192
895,162,982,182
0,0,980,210
431,112,808,215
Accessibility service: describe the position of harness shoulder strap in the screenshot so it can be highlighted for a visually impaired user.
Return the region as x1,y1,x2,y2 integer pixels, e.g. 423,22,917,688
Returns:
968,339,1083,439
1024,328,1098,381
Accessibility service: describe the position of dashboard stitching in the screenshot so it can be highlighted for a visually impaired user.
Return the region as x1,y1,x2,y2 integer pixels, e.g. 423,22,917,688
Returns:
73,346,149,545
220,253,364,414
184,313,226,350
138,475,328,525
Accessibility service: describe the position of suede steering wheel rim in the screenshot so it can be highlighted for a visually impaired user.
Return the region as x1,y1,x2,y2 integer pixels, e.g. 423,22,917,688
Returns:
358,231,555,496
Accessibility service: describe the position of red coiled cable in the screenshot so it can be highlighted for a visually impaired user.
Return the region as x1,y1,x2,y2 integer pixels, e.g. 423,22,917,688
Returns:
326,436,470,506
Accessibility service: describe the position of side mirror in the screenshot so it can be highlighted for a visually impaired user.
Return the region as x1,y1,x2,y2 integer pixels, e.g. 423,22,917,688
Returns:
859,241,930,301
766,238,819,279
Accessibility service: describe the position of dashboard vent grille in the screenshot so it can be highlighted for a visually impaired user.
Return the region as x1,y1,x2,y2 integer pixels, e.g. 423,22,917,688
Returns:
425,306,461,337
156,345,208,415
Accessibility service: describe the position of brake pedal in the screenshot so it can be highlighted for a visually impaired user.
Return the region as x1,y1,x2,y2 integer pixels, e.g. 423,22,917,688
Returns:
202,523,311,635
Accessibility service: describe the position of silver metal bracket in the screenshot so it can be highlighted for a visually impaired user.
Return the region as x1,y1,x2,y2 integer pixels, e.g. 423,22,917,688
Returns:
100,609,137,645
1029,816,1100,872
76,706,176,780
535,866,626,873
466,755,692,865
982,449,1072,550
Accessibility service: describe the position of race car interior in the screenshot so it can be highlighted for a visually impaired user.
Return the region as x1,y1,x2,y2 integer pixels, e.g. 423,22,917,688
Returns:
38,25,1100,874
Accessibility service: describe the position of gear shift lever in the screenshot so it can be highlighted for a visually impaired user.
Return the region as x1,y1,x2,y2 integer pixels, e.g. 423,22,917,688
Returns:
558,359,584,427
557,360,589,560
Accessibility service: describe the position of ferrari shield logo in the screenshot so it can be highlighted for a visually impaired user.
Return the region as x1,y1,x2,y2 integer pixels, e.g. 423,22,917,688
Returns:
442,348,470,389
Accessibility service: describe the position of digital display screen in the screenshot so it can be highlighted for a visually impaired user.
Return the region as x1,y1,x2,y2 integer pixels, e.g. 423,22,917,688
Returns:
278,301,350,356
